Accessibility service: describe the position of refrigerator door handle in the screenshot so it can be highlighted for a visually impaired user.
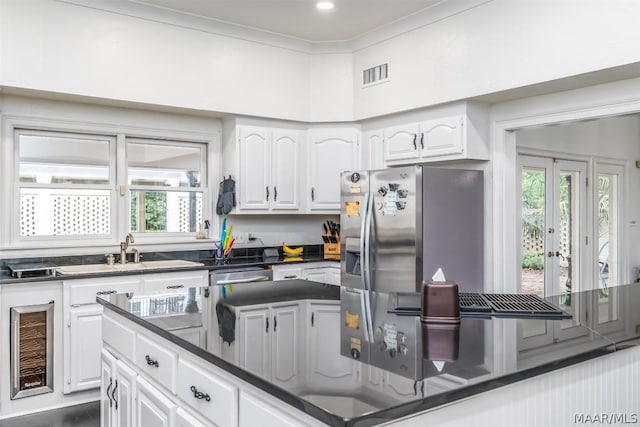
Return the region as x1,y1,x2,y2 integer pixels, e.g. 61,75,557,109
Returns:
359,193,370,291
363,192,374,292
360,290,374,343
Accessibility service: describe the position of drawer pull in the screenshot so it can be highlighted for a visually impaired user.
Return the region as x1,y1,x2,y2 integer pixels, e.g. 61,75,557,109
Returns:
166,285,184,289
97,290,117,295
145,355,159,368
190,385,211,402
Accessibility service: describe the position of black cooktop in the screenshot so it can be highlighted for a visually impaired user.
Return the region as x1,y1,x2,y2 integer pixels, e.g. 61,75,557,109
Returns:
388,292,573,319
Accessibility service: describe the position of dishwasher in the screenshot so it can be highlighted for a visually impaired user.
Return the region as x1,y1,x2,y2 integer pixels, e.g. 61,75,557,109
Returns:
209,266,273,287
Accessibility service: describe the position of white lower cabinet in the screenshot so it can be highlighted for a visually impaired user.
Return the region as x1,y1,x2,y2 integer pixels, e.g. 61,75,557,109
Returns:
176,357,238,427
232,302,301,388
239,391,310,427
176,408,212,427
271,265,303,281
65,276,140,394
307,301,358,389
273,262,340,285
65,271,207,394
69,304,103,392
136,377,177,427
101,349,136,427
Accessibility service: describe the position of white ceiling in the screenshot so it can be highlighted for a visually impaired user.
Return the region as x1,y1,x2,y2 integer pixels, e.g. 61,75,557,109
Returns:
133,0,446,42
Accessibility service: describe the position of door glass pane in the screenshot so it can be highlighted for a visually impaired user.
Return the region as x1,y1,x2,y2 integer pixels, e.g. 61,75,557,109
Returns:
520,168,546,338
557,171,580,310
597,173,619,323
520,168,545,297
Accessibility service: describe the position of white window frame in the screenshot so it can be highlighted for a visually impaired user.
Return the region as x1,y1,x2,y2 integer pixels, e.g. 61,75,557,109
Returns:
13,128,118,246
125,137,209,242
1,112,218,252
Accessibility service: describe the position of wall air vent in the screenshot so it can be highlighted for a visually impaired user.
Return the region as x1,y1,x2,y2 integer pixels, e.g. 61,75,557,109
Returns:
362,63,389,87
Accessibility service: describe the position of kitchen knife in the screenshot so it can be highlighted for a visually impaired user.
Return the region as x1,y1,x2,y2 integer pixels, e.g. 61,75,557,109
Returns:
323,223,329,235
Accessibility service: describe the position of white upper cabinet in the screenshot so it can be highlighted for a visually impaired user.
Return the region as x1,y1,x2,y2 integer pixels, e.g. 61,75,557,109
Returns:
307,128,360,212
383,123,421,162
383,102,489,165
419,115,464,157
271,131,301,210
237,126,302,212
238,127,270,210
364,129,385,170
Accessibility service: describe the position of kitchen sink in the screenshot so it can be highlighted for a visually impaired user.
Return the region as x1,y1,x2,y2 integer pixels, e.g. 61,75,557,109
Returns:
138,259,204,269
56,259,204,275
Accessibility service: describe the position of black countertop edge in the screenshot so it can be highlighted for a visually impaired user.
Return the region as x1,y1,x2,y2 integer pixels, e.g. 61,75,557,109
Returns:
97,295,623,427
347,346,617,427
0,255,337,285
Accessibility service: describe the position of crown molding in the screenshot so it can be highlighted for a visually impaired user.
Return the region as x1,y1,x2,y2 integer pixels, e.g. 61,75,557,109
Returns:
57,0,493,55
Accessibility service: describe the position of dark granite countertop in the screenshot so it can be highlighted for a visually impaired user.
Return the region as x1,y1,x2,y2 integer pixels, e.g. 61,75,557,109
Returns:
0,247,336,285
98,281,640,427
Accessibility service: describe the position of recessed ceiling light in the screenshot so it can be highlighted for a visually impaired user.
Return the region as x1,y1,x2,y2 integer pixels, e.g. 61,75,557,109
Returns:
316,1,334,10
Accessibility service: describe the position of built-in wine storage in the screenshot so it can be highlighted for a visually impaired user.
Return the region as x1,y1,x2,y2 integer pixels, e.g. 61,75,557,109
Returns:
10,302,54,399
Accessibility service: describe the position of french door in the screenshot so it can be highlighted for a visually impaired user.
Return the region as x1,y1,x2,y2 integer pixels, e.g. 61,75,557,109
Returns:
517,155,588,347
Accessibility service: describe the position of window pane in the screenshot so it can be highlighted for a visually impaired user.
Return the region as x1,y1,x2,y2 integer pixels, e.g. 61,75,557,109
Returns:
19,134,110,184
20,188,110,236
128,142,202,188
130,191,202,233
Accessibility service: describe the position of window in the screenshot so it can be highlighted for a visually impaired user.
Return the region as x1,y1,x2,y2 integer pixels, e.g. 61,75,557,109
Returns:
16,130,115,239
14,129,209,245
127,139,206,234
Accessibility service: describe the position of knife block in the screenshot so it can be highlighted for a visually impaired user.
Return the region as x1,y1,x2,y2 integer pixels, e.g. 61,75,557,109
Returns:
324,237,340,260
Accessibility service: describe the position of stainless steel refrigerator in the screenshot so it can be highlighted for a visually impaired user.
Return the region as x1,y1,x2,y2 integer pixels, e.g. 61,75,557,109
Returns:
339,165,484,374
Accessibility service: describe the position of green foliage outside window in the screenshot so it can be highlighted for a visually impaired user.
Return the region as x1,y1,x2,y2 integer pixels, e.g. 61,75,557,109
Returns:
130,191,167,232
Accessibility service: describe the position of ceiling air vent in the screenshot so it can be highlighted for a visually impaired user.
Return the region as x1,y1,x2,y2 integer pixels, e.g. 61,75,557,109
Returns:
362,63,389,87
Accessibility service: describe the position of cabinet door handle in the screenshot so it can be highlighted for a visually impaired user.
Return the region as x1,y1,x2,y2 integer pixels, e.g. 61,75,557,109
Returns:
266,318,269,333
273,316,277,332
145,355,159,368
311,312,315,327
166,284,184,289
106,377,113,408
274,186,277,202
266,186,269,201
412,134,417,150
190,385,211,402
311,187,315,202
283,275,297,279
96,290,117,295
420,133,424,149
112,380,118,410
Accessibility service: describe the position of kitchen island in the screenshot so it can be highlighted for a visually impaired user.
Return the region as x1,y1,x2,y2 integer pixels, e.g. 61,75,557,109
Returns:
98,282,640,427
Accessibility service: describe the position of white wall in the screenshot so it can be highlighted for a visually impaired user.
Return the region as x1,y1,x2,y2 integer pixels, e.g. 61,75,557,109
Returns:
0,0,310,121
309,53,353,122
353,0,640,119
515,116,640,160
3,0,640,123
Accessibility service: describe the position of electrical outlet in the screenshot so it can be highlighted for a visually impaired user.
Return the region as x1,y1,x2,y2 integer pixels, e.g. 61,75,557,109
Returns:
234,232,247,244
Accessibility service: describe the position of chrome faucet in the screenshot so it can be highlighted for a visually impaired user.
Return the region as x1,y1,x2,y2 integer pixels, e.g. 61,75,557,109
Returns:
120,233,135,264
132,248,141,264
